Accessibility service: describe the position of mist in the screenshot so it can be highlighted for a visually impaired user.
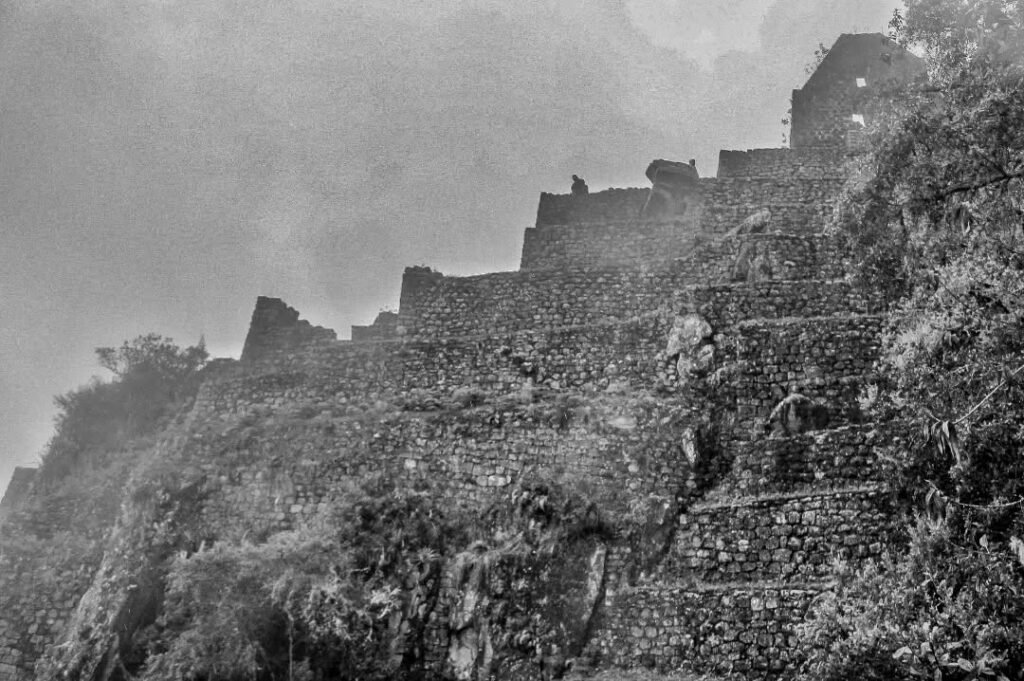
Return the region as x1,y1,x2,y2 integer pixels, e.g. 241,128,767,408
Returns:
0,0,898,491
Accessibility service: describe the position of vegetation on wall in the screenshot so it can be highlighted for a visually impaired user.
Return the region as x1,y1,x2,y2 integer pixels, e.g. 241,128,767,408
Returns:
803,1,1024,678
123,473,619,681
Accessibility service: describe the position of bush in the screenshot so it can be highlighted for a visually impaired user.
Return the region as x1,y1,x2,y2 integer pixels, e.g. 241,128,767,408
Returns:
799,521,1024,681
40,334,207,483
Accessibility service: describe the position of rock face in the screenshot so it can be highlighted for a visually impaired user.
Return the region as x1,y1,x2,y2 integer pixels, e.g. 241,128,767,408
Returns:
445,539,609,681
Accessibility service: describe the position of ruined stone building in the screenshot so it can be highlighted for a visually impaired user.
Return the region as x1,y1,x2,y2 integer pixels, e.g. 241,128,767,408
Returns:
0,33,923,680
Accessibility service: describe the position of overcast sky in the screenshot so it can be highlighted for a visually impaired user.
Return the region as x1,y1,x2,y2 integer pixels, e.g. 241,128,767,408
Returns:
0,0,899,493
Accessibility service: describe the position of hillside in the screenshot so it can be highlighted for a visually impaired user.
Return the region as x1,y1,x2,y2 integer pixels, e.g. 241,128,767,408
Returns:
0,31,949,681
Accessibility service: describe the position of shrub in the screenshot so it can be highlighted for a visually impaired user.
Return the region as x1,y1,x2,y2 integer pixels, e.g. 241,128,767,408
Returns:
40,335,207,484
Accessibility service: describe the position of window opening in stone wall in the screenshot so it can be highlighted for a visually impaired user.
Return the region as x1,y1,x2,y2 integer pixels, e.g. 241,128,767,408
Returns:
856,77,867,87
851,113,866,126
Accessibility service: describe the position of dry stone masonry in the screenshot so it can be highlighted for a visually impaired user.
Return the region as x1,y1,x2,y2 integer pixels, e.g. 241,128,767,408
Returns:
0,33,925,681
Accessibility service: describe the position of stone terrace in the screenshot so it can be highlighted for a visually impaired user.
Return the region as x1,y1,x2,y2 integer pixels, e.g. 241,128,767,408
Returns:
225,144,892,678
197,132,894,678
0,33,924,681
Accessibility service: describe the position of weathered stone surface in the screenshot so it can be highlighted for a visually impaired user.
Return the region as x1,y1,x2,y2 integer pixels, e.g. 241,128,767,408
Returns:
730,240,774,283
641,159,701,220
666,314,715,386
403,241,878,339
765,393,832,435
731,207,773,236
665,314,712,359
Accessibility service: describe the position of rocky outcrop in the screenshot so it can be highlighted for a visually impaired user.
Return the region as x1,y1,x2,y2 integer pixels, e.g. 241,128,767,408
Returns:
665,314,715,384
444,539,609,681
640,159,700,220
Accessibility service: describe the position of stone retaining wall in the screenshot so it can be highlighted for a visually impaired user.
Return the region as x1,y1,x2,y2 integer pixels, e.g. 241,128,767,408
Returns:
536,188,651,227
519,221,849,276
699,177,843,235
594,582,820,677
397,269,881,340
729,315,883,425
713,425,891,499
0,481,122,681
716,148,847,179
523,178,845,273
188,403,694,539
0,546,99,681
520,219,699,272
209,317,680,413
665,487,892,583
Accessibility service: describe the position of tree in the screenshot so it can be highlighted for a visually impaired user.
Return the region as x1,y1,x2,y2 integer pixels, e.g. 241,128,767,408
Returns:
841,1,1024,294
97,333,208,395
801,2,1024,678
836,0,1024,493
41,334,208,482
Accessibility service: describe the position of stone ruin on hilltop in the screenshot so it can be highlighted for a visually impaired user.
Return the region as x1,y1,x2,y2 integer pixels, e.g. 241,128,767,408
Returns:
0,33,924,681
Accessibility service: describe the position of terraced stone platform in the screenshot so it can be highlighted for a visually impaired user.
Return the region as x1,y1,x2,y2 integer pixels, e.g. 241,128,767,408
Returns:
0,32,924,681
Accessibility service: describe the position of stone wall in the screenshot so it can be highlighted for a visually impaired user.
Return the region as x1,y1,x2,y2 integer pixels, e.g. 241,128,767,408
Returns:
713,425,891,499
351,310,399,341
533,177,842,232
536,188,650,227
519,219,699,272
241,296,338,362
199,316,674,412
519,226,847,279
593,582,819,677
716,148,847,179
672,233,848,284
0,469,126,681
664,487,892,583
208,306,885,440
519,177,845,273
184,399,694,539
699,178,843,235
397,267,882,340
0,545,99,681
729,315,883,427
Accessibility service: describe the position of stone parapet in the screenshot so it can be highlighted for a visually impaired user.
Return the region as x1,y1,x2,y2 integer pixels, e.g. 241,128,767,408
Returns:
717,148,849,179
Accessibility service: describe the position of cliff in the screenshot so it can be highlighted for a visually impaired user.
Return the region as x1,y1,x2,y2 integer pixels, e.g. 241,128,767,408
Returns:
0,33,923,681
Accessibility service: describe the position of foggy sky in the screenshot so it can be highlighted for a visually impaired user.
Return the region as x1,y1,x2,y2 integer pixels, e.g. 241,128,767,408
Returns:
0,0,898,492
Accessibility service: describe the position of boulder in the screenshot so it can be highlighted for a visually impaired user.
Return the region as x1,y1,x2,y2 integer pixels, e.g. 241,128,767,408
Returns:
641,159,700,219
677,344,715,377
644,158,699,185
666,314,715,383
665,314,712,358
